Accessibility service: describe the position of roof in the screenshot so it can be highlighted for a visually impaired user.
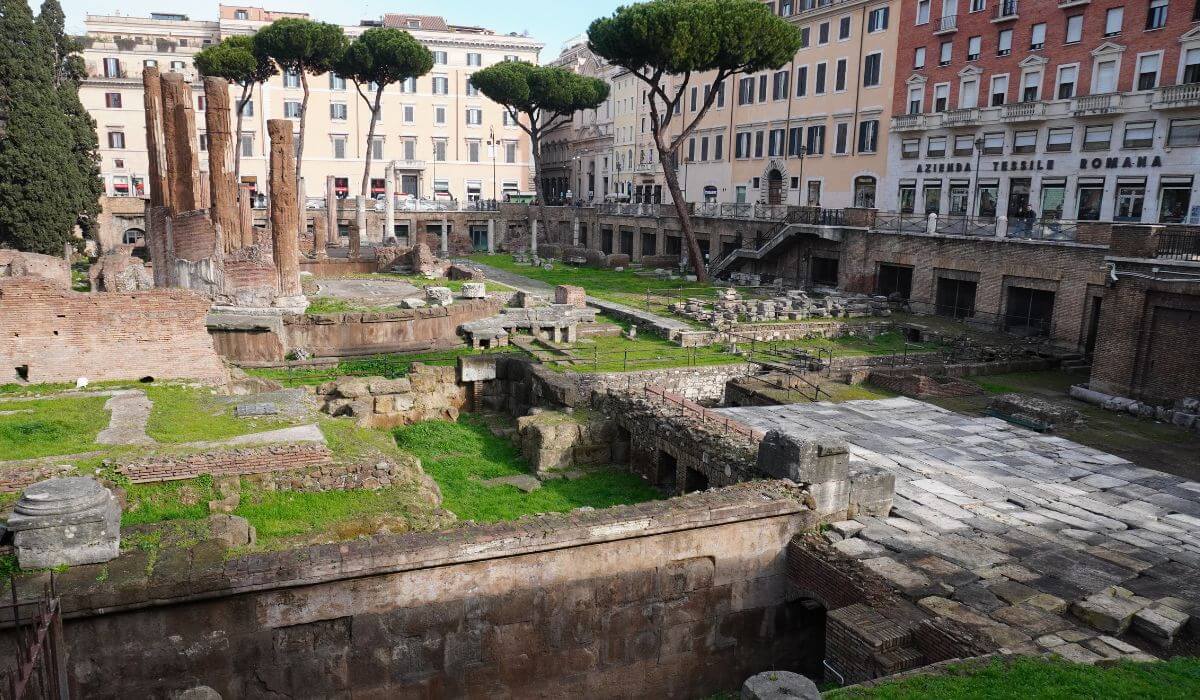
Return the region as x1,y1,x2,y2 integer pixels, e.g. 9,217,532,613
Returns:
382,14,450,32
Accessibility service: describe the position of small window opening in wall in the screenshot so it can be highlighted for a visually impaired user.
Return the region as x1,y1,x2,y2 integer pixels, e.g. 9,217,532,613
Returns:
15,366,29,382
684,466,709,493
139,376,155,383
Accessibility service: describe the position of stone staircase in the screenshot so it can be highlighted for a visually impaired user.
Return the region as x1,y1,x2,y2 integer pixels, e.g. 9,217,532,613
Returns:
709,208,848,277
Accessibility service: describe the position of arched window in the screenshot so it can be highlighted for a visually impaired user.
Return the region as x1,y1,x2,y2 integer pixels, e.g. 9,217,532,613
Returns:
122,228,145,245
854,176,877,208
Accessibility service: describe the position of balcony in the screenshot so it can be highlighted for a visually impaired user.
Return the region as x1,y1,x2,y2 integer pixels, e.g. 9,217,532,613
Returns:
391,159,426,171
1001,101,1046,122
943,108,980,127
892,114,926,131
1072,93,1121,117
1153,83,1200,110
934,14,959,34
1057,0,1090,8
993,0,1020,22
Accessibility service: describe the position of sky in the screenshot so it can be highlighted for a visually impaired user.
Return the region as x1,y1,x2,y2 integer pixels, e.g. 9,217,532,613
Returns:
49,0,623,61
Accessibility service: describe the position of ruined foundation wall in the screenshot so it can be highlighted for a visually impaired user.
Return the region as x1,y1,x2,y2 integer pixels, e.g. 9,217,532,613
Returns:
16,484,819,699
0,277,228,385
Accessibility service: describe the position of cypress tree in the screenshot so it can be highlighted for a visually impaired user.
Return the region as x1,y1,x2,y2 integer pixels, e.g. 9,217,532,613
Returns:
0,0,100,254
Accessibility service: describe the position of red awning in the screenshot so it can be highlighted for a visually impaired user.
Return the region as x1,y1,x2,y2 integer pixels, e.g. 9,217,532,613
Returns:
113,182,129,191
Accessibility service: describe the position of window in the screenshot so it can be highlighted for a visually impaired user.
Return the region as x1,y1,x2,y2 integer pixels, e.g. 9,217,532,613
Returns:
1146,0,1168,29
1013,130,1037,154
700,136,709,161
1030,23,1046,50
435,106,447,125
1116,182,1146,221
197,95,206,112
103,57,121,78
1123,121,1155,148
107,131,125,149
839,15,851,40
858,120,879,153
330,73,346,90
1105,7,1124,36
815,63,827,94
238,133,253,158
960,77,979,108
1047,128,1073,152
467,52,482,66
1095,60,1118,93
917,0,931,24
433,139,447,162
819,22,829,44
235,9,248,19
466,108,482,125
769,128,786,156
1077,179,1105,220
772,70,790,100
835,122,849,154
371,137,384,160
467,140,480,162
1057,65,1078,99
806,125,826,155
198,134,207,152
1136,54,1161,91
939,41,952,66
997,29,1012,56
991,75,1008,105
914,47,926,69
505,141,517,163
927,136,947,157
283,70,300,88
868,6,890,32
982,132,1004,154
800,27,810,48
1083,125,1113,150
284,101,302,118
1021,70,1041,102
1160,178,1194,223
403,104,415,123
759,74,768,102
143,59,157,68
863,53,882,87
902,139,921,158
399,138,416,161
171,61,188,72
934,83,950,112
735,132,752,158
835,59,847,91
797,66,808,96
332,135,347,160
754,131,764,158
1065,15,1083,44
433,51,447,65
399,77,416,93
104,92,122,108
432,77,448,95
908,85,924,114
715,134,724,160
715,81,726,107
1186,48,1200,84
466,79,479,97
330,103,347,120
691,86,698,111
738,76,755,104
967,36,981,61
1168,118,1200,146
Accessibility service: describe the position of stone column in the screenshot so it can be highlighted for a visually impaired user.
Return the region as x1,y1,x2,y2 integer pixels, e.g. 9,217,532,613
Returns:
238,189,253,246
203,77,240,254
352,195,366,260
384,167,396,243
325,176,337,254
267,120,304,306
312,208,327,260
530,218,539,257
440,215,449,257
160,73,202,214
487,218,495,254
572,215,580,247
142,67,171,286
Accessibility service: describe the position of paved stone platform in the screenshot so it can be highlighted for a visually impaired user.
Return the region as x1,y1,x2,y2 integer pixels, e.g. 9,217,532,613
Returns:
717,397,1200,660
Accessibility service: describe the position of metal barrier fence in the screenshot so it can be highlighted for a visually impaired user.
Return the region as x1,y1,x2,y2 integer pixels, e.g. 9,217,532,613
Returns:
3,576,69,700
584,344,707,372
1156,230,1200,261
639,386,764,440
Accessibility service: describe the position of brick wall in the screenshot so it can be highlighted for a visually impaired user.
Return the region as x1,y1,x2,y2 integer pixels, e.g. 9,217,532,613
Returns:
117,444,332,484
0,250,71,288
9,483,823,698
169,209,219,262
867,371,982,399
0,277,229,385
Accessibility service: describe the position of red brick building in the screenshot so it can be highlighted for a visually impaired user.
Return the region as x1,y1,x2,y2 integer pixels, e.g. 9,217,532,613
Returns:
884,0,1200,223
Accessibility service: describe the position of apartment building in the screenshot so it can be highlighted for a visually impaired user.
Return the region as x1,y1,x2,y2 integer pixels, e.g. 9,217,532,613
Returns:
541,38,619,203
81,5,542,213
885,0,1200,223
541,0,899,209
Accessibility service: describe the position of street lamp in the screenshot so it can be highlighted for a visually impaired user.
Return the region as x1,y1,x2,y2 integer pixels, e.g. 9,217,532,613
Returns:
488,126,498,203
796,146,808,206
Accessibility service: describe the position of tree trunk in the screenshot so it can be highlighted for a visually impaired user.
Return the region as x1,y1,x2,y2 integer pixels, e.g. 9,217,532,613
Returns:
528,124,550,256
360,87,384,197
656,140,707,282
295,71,310,238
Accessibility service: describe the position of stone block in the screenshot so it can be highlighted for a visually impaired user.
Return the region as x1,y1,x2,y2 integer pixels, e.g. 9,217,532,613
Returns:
1072,591,1146,634
208,514,256,548
460,282,487,299
740,671,821,700
333,377,371,398
1132,604,1190,647
234,402,279,418
459,355,498,382
848,467,895,517
7,478,121,568
425,286,453,306
807,480,850,519
757,431,849,484
367,377,411,395
555,285,587,308
830,520,866,538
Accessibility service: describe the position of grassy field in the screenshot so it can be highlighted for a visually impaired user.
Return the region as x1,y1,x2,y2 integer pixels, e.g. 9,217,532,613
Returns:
306,274,513,315
143,385,293,443
826,657,1200,699
746,331,944,359
545,314,739,373
394,416,660,522
244,347,504,388
0,395,110,460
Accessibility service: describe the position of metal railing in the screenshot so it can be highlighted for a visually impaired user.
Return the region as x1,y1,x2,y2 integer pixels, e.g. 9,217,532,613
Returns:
585,344,708,372
871,212,928,235
937,14,958,32
1157,230,1200,261
995,0,1019,19
936,215,997,238
1007,218,1079,241
4,576,69,700
640,385,764,440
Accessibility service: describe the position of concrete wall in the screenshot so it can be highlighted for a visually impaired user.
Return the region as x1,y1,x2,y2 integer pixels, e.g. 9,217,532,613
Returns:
7,484,821,698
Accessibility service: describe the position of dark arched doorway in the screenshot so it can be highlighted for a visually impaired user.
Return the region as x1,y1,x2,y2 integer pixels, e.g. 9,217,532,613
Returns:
767,169,784,205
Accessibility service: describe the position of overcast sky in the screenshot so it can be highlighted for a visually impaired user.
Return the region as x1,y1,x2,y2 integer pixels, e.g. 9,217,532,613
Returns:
49,0,624,61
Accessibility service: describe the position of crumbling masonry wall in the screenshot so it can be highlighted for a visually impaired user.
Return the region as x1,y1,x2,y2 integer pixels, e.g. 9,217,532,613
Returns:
0,277,228,385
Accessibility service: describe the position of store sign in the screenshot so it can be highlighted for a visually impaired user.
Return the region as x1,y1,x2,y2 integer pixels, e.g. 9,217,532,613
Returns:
1079,155,1164,170
991,159,1054,172
916,162,974,174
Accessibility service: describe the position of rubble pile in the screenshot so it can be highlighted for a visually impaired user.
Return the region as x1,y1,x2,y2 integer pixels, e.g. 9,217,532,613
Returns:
670,288,891,328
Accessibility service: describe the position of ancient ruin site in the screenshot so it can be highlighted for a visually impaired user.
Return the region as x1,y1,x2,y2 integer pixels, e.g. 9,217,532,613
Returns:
2,1,1200,698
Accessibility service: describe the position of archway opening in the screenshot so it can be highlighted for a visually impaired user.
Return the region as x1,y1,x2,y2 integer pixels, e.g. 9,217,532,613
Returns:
767,169,784,206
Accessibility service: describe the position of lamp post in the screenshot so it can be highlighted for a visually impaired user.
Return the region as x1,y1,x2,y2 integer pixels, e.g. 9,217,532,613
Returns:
488,126,498,203
969,136,985,218
796,146,808,206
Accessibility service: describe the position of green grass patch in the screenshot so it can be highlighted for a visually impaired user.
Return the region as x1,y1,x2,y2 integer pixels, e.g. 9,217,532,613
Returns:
143,385,293,443
750,331,944,359
469,253,713,307
394,415,659,522
121,474,220,526
548,314,738,373
244,347,506,388
233,485,419,543
0,396,110,460
826,656,1200,700
971,370,1082,396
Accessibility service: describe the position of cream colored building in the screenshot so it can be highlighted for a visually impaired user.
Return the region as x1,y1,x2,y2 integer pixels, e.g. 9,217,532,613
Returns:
543,0,898,209
81,6,542,218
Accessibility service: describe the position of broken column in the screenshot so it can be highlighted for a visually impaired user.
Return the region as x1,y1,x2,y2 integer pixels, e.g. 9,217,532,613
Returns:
203,77,241,253
238,188,254,246
384,169,395,242
487,218,495,253
267,119,305,309
352,195,365,260
325,175,338,252
160,73,203,214
143,67,171,286
441,215,449,257
530,218,539,258
6,478,121,569
312,206,328,260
